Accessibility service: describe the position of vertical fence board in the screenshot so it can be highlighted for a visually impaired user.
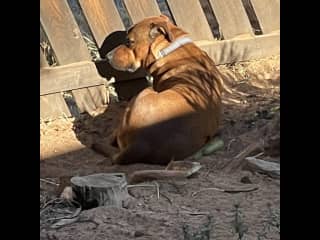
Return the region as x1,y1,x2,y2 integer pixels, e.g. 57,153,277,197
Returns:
208,0,253,39
78,0,125,47
124,0,161,23
72,88,97,114
250,0,280,34
88,85,108,107
40,0,91,64
166,0,214,40
40,93,71,119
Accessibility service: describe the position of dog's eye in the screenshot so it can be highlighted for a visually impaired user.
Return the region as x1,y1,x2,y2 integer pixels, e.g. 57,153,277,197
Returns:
126,39,135,47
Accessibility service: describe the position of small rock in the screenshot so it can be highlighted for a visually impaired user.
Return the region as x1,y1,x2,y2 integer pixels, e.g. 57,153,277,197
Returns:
60,186,75,201
133,230,145,237
239,171,253,184
240,176,252,184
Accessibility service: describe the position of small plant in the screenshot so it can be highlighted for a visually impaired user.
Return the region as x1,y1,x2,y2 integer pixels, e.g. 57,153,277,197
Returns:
183,215,213,240
257,203,280,240
231,203,249,240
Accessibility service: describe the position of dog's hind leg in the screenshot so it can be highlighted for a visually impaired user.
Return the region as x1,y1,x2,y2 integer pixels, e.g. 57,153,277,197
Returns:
112,141,150,165
91,130,120,159
91,142,119,158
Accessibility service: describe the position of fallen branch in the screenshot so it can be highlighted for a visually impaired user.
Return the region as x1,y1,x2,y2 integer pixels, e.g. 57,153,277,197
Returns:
40,178,59,186
227,139,236,151
49,205,82,229
40,198,63,216
50,216,80,229
180,210,210,216
129,161,202,184
160,193,172,204
46,206,81,223
179,206,210,215
245,157,280,179
154,181,160,200
192,185,258,197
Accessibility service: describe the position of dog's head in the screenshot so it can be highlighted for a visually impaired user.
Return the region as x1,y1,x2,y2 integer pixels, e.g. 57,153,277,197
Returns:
106,15,187,72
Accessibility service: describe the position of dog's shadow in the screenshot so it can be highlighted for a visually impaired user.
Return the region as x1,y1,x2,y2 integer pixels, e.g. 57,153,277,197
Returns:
73,31,150,161
72,100,125,158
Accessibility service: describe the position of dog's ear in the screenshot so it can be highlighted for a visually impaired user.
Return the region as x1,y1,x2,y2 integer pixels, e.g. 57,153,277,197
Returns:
159,14,170,21
149,22,174,42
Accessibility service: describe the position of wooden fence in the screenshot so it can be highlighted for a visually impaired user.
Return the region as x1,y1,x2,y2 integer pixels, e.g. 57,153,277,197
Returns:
40,0,280,120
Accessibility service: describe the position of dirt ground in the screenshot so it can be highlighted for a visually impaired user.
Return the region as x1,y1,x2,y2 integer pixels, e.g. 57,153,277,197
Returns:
40,55,280,240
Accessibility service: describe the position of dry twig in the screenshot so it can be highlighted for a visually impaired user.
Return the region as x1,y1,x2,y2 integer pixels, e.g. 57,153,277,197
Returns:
192,185,258,197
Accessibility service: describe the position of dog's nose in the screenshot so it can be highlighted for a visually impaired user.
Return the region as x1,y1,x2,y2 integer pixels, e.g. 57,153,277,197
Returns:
106,51,113,62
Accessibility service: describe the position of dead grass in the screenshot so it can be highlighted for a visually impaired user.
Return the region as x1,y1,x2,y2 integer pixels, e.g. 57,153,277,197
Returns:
82,34,100,61
218,55,280,91
40,41,57,67
231,203,249,240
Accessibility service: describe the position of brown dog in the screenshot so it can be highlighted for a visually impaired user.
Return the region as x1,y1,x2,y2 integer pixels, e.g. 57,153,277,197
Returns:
106,15,223,165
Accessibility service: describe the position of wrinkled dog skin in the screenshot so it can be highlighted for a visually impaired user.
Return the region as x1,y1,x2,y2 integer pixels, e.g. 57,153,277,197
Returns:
106,15,224,165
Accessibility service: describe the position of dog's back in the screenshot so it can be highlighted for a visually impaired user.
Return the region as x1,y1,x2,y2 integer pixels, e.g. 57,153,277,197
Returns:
106,15,223,165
